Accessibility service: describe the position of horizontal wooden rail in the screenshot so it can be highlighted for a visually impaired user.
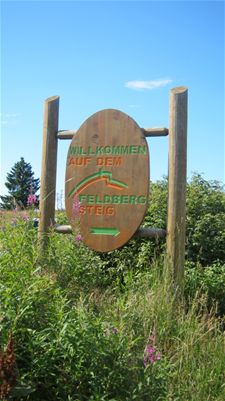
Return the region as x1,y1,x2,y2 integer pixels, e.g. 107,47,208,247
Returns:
134,227,166,238
57,127,168,140
54,225,166,238
57,130,75,139
142,128,168,137
54,225,72,233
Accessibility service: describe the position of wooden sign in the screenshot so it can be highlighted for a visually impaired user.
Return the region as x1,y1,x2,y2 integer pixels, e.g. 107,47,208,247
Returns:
65,109,149,252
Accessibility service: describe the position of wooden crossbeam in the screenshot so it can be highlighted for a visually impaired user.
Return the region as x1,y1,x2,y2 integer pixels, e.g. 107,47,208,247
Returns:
54,225,166,238
57,127,168,140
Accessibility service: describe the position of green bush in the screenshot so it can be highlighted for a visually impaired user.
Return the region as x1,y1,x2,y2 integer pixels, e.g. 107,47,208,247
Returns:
1,174,225,401
2,234,224,401
0,227,171,400
186,174,225,265
185,261,225,315
144,174,225,266
52,174,225,279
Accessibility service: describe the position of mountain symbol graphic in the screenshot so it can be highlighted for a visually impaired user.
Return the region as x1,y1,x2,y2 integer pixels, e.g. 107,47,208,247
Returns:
68,169,128,198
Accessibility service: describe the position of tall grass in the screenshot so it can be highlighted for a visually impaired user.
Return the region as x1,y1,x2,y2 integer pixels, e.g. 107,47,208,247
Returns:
0,218,224,400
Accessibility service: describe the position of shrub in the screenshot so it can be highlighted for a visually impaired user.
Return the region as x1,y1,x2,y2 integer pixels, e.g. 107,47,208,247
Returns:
186,174,225,265
185,261,225,315
144,174,225,266
1,174,225,401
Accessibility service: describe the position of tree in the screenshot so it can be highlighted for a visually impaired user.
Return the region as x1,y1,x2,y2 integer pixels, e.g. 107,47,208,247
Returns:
0,157,40,209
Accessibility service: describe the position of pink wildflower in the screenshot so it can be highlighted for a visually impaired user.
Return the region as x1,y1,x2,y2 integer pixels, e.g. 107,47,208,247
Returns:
149,355,155,364
143,327,161,367
27,194,37,206
72,196,81,216
75,234,82,242
143,356,147,367
146,345,154,355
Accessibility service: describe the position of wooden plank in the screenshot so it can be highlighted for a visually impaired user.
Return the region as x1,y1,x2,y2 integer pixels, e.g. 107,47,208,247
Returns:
57,127,168,140
57,130,76,139
54,225,166,238
134,227,166,238
54,225,72,234
65,109,150,252
38,96,59,250
167,87,188,293
142,127,168,137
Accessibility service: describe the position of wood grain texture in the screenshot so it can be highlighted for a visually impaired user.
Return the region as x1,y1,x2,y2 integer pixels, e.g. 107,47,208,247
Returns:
58,127,168,139
142,128,168,137
38,96,59,246
54,225,73,234
54,225,166,238
65,109,149,252
167,87,188,292
134,227,166,238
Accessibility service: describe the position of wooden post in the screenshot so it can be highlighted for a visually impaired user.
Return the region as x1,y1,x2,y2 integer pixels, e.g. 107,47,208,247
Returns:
167,87,188,293
38,96,59,251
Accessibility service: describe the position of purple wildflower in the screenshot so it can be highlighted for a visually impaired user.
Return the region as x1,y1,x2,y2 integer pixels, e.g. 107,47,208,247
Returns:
146,345,154,355
72,196,81,216
75,234,82,242
27,194,37,206
150,355,155,364
143,356,147,367
143,328,161,367
111,327,118,334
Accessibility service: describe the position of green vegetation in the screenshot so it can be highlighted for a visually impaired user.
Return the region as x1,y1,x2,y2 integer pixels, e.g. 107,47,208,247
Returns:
0,174,224,401
0,158,39,210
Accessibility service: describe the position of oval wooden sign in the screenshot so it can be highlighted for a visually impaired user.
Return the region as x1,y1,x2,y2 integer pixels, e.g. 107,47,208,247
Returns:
65,109,149,252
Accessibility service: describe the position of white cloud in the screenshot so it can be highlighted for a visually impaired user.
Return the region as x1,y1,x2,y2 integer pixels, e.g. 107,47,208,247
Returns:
125,79,172,90
128,104,140,108
5,113,20,118
1,113,21,125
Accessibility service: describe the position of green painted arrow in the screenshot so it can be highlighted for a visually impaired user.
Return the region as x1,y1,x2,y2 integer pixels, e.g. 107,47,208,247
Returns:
90,227,120,237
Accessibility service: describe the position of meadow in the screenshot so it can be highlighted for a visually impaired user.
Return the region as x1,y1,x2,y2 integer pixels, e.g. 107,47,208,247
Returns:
0,174,225,401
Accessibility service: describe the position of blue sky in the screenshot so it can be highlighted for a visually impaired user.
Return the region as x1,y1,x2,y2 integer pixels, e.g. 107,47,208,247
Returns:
1,0,224,203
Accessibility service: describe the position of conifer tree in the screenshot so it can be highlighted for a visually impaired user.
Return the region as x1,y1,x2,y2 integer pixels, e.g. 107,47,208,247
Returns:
0,157,40,209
